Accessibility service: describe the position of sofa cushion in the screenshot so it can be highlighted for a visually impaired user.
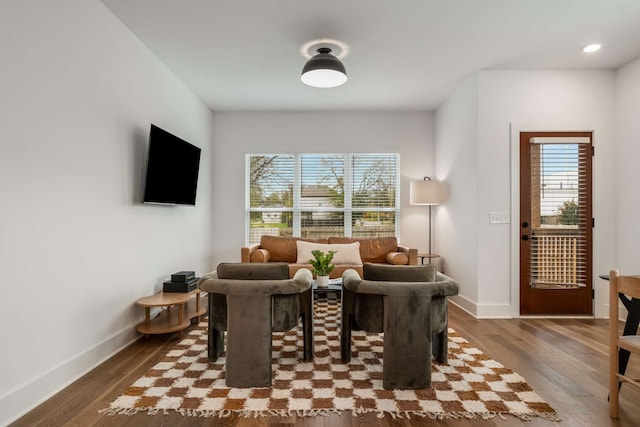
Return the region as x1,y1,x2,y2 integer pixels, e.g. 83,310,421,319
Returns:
386,251,409,265
260,235,327,263
328,236,398,263
296,241,363,265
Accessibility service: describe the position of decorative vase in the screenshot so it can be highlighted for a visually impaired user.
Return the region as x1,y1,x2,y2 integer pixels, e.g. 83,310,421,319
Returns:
316,275,329,288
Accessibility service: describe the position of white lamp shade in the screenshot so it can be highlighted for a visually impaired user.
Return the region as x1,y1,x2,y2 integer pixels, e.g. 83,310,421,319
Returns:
410,180,446,205
301,69,347,88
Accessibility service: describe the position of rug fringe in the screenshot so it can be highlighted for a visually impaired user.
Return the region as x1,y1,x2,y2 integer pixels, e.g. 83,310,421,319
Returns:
99,406,560,422
98,407,146,416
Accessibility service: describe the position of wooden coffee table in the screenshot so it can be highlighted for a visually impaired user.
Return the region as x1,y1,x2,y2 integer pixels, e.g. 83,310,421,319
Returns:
135,288,206,336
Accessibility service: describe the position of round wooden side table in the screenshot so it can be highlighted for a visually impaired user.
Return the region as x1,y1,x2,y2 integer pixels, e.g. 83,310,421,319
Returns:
135,288,206,336
417,253,440,265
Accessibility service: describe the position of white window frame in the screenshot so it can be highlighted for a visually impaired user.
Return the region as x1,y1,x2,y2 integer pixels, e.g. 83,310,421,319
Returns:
245,153,400,245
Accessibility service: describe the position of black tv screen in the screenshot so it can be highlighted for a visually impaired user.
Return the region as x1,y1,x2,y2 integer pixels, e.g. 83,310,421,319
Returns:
142,124,201,206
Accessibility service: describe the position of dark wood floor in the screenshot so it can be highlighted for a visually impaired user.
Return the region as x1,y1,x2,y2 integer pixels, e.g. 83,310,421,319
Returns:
11,303,640,427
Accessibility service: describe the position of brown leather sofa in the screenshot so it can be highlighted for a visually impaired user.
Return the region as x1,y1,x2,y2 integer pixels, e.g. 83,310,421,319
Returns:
241,235,418,278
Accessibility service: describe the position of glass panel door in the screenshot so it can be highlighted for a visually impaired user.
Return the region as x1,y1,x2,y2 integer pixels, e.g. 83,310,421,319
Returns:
520,132,593,315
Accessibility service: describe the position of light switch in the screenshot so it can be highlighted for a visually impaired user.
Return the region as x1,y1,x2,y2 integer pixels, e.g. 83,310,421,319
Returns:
489,212,510,224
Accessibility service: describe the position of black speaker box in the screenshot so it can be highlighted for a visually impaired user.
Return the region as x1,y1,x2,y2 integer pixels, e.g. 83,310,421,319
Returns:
163,278,198,293
171,271,196,282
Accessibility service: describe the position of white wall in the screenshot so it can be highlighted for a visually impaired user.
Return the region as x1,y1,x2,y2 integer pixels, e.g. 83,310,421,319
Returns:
615,57,640,273
0,1,215,424
479,70,616,318
434,74,479,312
437,70,616,318
209,112,434,268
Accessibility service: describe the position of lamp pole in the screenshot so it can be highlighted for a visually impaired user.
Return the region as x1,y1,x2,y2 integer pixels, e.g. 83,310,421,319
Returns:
428,204,432,260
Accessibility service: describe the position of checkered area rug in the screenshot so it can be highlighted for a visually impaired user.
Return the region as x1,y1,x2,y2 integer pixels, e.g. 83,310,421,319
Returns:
101,297,559,421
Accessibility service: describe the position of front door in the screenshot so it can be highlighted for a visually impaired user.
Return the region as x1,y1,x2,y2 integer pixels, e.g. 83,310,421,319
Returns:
520,131,593,315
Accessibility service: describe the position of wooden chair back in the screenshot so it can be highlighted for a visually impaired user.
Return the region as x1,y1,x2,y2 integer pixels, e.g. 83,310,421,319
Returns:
608,269,640,418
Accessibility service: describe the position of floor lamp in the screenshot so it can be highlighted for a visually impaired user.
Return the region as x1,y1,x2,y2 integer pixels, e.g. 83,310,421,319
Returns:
410,177,446,261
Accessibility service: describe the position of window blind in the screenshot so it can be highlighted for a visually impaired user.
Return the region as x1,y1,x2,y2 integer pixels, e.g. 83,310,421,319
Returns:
246,153,400,244
529,139,590,288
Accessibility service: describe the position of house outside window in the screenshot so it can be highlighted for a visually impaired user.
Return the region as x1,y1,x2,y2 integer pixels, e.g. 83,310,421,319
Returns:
246,153,400,245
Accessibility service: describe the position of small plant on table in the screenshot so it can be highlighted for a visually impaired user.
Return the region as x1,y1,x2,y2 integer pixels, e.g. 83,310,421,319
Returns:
309,249,336,287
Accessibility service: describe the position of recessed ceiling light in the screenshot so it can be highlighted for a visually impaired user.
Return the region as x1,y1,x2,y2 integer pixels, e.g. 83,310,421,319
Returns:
583,43,602,53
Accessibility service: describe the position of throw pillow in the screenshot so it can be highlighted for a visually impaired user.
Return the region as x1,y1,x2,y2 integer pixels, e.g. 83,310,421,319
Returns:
250,249,271,263
386,251,409,265
296,241,363,265
328,236,398,263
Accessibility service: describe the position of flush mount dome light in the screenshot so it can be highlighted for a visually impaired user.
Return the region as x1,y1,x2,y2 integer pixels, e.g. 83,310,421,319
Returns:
301,47,347,88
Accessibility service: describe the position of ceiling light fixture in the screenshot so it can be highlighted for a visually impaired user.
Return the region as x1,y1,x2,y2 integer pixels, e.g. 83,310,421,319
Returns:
583,43,602,53
301,47,347,88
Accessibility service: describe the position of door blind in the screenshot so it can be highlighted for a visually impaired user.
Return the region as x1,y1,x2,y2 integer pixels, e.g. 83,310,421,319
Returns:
529,138,591,288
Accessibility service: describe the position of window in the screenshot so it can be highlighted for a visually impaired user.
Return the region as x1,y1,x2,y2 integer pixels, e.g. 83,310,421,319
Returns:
246,153,400,244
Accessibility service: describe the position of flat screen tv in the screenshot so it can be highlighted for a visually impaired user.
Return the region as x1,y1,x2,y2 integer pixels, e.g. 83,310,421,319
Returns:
142,124,201,206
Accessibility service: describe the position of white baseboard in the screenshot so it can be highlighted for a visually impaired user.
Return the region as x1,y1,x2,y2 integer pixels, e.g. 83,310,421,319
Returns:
451,295,611,319
450,295,512,319
450,294,477,316
0,325,140,426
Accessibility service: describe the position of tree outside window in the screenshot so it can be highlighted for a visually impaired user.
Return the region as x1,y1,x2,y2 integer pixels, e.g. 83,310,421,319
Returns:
556,199,579,225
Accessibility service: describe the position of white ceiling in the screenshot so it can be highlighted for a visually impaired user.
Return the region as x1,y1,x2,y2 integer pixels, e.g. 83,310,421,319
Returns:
101,0,640,112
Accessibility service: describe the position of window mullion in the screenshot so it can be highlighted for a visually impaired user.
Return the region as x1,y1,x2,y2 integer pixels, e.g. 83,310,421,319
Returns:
292,153,301,236
245,155,251,245
395,154,401,237
344,153,352,237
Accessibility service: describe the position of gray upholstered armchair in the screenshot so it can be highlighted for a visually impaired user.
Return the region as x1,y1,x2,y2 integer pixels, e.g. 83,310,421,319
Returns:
340,262,459,389
197,262,313,387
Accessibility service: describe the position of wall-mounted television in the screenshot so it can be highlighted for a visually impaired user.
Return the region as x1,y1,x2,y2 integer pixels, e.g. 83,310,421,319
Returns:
142,124,201,206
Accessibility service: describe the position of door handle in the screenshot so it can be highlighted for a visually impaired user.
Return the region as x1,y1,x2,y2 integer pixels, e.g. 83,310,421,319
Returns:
522,235,530,241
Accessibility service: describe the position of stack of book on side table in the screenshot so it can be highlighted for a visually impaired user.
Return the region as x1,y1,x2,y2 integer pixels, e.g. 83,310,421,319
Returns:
163,271,198,292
